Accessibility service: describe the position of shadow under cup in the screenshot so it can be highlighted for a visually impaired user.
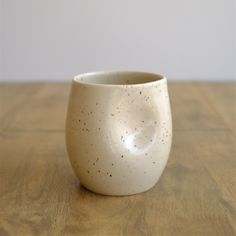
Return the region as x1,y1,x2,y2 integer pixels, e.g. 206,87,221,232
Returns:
66,71,172,196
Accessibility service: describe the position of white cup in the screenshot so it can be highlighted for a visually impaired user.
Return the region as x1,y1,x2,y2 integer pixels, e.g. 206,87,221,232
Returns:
66,71,172,196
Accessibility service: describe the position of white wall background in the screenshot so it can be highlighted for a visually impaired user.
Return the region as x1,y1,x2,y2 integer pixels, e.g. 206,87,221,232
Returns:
0,0,235,82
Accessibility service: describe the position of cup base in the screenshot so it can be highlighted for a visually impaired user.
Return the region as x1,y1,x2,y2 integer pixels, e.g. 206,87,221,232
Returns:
80,182,157,197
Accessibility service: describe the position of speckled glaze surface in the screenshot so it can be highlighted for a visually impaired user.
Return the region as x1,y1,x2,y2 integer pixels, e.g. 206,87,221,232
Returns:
66,71,172,196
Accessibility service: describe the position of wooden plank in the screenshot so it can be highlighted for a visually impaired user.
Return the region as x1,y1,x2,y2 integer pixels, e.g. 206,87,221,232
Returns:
184,83,236,232
2,83,231,133
0,84,44,131
3,83,232,131
0,132,75,236
168,82,229,131
173,130,236,234
196,82,236,134
4,84,70,132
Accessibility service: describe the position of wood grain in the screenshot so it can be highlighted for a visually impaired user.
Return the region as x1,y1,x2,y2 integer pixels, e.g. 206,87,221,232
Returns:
0,82,235,236
0,84,44,132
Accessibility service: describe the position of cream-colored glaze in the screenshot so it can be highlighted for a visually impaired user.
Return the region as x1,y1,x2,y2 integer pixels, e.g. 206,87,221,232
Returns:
66,71,172,196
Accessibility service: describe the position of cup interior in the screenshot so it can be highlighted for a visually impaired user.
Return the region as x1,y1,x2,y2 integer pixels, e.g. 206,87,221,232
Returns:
74,71,164,86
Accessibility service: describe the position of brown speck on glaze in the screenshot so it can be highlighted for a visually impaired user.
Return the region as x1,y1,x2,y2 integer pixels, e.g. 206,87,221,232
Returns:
111,163,114,166
142,120,144,123
153,162,156,164
98,170,101,173
111,114,115,116
86,128,89,132
145,153,148,156
87,170,90,174
109,174,112,177
93,162,95,166
140,91,142,95
121,155,124,158
96,102,98,106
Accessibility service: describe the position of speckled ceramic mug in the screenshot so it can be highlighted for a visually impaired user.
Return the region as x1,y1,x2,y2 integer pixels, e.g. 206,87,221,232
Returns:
66,71,172,196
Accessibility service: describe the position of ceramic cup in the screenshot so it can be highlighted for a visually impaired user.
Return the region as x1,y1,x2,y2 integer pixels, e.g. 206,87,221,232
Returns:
66,71,172,196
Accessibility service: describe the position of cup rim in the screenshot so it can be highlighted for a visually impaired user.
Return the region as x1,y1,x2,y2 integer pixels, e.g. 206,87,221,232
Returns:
73,71,167,87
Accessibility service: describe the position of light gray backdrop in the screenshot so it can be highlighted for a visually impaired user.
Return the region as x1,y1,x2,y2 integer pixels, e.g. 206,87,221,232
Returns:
0,0,235,82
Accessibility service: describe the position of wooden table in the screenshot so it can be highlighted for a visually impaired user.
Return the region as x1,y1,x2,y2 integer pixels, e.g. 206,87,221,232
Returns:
0,82,235,236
